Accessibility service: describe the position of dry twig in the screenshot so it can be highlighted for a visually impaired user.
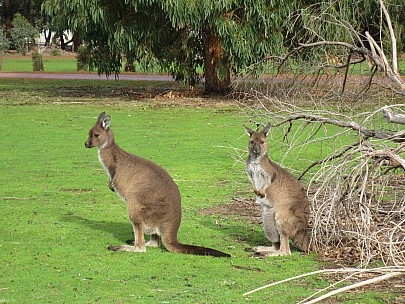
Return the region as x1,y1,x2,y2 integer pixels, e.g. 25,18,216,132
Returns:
243,266,405,302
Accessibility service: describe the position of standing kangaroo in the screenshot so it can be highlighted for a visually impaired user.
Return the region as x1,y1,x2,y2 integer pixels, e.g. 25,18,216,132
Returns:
245,124,310,256
85,112,230,257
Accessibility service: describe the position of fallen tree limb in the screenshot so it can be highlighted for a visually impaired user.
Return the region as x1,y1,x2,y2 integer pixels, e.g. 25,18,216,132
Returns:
302,272,403,304
272,113,405,142
382,107,405,125
243,266,405,298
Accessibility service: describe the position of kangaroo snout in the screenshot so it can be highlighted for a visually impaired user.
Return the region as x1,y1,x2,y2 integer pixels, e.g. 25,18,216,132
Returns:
85,141,92,148
252,144,261,154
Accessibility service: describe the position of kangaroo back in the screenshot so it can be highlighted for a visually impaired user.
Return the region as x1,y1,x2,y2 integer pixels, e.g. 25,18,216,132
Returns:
85,112,230,258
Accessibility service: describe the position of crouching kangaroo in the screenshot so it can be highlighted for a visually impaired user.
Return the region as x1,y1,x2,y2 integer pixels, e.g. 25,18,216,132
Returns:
245,124,310,256
85,112,230,257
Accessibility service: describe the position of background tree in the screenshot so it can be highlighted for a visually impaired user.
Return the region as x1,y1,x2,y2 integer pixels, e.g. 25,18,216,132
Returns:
0,0,50,49
10,12,37,54
42,0,290,93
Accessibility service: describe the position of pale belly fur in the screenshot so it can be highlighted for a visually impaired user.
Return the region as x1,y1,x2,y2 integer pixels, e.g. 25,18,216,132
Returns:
247,162,270,195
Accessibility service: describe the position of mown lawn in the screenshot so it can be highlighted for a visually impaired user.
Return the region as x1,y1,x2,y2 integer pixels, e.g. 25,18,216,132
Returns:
0,78,398,303
2,55,77,72
2,54,405,75
1,55,164,74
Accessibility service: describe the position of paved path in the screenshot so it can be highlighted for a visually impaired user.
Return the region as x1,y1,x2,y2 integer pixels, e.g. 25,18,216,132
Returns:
0,71,174,81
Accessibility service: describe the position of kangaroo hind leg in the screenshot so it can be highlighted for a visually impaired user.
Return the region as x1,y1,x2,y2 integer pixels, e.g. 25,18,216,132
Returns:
146,234,160,247
254,233,290,257
125,233,160,247
108,222,146,253
248,205,281,255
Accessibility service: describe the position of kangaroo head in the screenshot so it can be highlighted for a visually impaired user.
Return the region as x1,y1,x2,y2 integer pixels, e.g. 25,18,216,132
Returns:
245,124,271,157
85,112,112,149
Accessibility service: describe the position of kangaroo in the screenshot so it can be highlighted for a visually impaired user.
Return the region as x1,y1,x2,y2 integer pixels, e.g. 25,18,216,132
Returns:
85,112,230,257
245,124,310,256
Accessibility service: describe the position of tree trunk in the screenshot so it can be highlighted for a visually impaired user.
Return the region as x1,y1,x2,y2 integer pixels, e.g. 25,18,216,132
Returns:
32,52,44,71
60,34,65,50
124,54,135,72
72,33,81,52
45,30,52,47
3,0,12,34
203,24,231,94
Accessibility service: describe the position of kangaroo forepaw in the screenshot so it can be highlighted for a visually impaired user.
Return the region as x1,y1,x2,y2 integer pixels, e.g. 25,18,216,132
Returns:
253,189,265,197
253,190,265,198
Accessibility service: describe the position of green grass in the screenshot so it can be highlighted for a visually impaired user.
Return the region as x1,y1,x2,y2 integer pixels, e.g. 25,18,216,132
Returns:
2,54,404,79
0,79,398,303
1,55,165,74
2,56,77,72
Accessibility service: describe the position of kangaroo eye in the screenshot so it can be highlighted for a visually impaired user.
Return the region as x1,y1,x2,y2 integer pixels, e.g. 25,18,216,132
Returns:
93,134,99,138
261,141,265,144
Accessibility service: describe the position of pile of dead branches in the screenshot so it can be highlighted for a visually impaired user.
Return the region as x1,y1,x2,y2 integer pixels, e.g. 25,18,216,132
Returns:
310,129,405,267
238,91,405,267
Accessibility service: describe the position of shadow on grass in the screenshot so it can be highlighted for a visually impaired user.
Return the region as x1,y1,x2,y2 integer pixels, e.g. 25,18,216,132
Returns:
197,216,268,250
60,214,132,242
61,210,282,254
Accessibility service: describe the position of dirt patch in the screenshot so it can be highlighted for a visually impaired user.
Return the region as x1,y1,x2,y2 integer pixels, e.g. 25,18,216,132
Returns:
200,197,262,224
60,188,93,193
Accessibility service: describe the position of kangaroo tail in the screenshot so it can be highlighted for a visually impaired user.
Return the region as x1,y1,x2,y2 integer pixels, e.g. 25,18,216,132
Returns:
293,229,310,253
164,242,230,257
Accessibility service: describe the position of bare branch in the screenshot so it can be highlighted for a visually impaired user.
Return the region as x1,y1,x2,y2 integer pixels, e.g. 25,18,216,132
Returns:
298,139,364,180
382,107,405,125
243,266,405,297
273,113,405,142
303,272,403,304
299,41,369,55
378,0,398,75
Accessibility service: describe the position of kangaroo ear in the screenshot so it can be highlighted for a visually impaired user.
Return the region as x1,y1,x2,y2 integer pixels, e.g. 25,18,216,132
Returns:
101,115,111,130
262,123,271,136
97,112,106,122
244,125,254,136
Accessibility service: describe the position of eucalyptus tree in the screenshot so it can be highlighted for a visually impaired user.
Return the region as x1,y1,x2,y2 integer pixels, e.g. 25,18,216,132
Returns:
285,0,404,61
43,0,290,93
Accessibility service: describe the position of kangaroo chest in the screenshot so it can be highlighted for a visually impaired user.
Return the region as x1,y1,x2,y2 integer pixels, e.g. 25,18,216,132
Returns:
98,150,112,178
247,162,270,191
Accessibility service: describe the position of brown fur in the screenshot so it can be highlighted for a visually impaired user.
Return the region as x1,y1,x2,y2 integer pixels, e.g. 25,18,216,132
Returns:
85,112,230,257
245,124,310,256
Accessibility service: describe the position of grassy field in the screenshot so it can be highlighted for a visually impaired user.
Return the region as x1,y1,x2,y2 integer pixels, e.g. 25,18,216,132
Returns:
2,55,77,72
2,54,405,75
0,78,399,303
1,55,164,74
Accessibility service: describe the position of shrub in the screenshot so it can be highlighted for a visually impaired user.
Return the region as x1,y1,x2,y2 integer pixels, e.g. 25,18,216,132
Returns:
0,27,10,52
76,45,90,71
0,27,10,71
10,13,37,55
49,49,62,56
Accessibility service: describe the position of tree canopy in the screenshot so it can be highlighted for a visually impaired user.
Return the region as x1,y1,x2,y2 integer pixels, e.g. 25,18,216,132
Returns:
43,0,291,93
41,0,405,93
